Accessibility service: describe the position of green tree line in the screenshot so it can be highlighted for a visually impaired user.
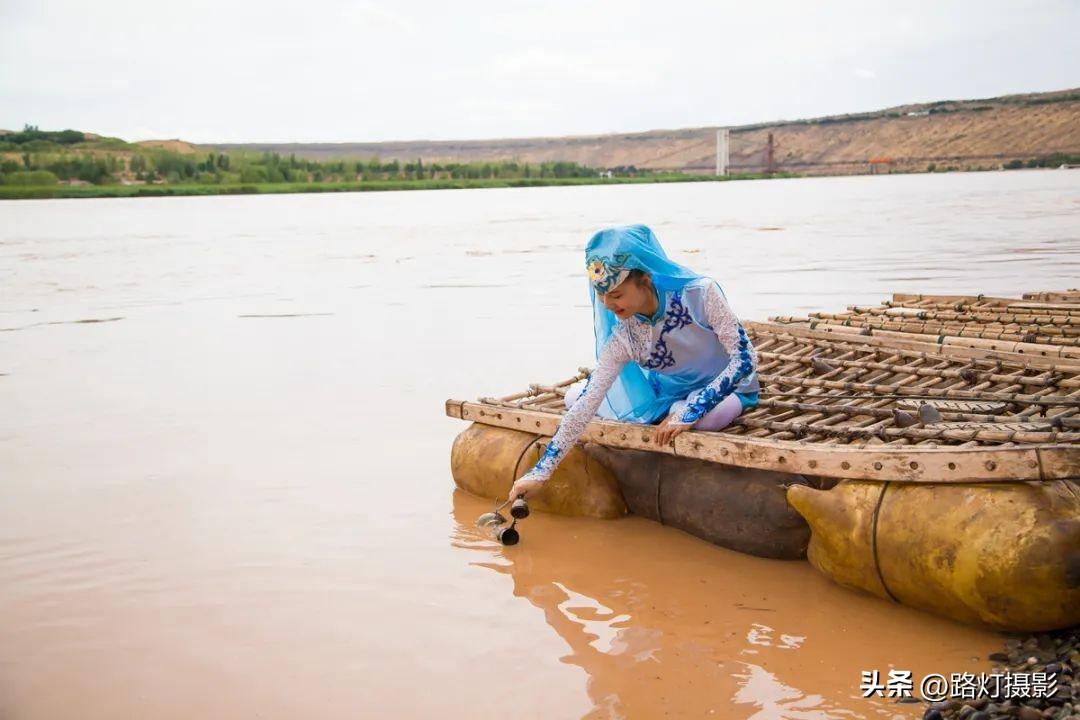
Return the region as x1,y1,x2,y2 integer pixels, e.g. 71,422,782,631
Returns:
0,125,650,187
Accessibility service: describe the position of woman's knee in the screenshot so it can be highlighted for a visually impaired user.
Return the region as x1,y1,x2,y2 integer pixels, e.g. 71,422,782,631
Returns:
692,392,745,432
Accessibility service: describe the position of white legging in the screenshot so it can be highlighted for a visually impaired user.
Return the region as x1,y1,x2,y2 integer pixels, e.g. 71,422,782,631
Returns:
564,380,746,431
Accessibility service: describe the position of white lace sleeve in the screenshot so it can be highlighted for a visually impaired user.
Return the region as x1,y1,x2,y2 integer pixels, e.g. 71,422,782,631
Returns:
519,327,632,483
671,281,758,426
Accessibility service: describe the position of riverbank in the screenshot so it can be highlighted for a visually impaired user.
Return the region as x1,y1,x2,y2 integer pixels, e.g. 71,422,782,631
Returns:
207,88,1080,175
0,172,785,200
922,625,1078,720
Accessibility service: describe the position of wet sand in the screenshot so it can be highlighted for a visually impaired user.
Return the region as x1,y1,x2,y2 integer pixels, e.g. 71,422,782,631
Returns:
1,171,1077,719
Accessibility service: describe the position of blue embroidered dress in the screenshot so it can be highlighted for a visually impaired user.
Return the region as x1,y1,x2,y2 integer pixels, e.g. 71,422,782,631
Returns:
521,225,760,485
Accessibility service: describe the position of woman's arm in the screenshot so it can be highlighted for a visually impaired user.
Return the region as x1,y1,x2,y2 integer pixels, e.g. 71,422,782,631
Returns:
669,281,758,427
510,329,632,495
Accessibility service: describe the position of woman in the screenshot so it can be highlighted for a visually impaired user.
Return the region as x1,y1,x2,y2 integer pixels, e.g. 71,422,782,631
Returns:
510,224,760,500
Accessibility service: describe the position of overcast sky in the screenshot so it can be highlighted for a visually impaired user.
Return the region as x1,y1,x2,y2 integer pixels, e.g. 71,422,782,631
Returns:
2,0,1077,143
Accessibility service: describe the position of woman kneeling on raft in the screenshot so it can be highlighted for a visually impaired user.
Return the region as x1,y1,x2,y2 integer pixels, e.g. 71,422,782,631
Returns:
510,224,760,500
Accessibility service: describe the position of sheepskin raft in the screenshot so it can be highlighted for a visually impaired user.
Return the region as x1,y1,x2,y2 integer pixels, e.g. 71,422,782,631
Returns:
447,289,1080,631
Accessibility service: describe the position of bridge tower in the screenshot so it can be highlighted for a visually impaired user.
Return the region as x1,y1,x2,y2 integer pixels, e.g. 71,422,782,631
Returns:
715,129,730,176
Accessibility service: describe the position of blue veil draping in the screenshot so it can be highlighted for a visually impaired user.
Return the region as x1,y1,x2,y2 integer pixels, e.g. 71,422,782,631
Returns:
586,224,712,423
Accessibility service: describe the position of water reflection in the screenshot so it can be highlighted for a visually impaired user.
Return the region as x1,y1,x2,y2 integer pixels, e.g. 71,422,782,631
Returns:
449,490,943,719
733,663,862,720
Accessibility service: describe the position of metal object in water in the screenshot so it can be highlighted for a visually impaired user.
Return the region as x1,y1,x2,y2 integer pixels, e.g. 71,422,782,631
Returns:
476,495,529,544
510,497,530,519
476,496,512,528
493,521,520,546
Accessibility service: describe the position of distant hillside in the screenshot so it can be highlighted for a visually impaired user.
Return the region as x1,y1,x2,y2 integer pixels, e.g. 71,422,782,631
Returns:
3,87,1078,200
136,139,199,154
203,88,1080,175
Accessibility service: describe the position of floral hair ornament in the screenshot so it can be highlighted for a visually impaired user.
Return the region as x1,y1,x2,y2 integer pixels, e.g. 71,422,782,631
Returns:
586,255,631,294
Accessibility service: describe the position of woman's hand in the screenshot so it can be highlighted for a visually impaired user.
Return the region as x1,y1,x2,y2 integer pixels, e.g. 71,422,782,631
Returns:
653,414,692,447
509,475,545,501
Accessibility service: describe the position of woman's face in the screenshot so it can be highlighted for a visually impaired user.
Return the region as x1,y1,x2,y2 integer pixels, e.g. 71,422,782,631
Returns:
600,275,654,319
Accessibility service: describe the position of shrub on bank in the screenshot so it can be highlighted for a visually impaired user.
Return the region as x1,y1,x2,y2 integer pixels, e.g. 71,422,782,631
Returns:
1,170,59,185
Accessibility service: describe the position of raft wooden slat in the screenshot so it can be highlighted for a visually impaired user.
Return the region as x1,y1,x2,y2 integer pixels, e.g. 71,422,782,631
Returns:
781,313,1080,346
883,302,1080,318
761,320,1080,363
756,397,1080,429
768,290,1080,364
838,305,1080,329
765,317,1080,347
743,320,1080,368
448,319,1080,483
892,292,1080,311
1024,289,1080,303
445,401,1077,482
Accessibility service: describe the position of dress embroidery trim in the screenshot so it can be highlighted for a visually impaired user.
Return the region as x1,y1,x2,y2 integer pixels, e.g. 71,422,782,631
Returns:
674,325,755,424
671,282,759,426
533,442,562,476
643,290,693,369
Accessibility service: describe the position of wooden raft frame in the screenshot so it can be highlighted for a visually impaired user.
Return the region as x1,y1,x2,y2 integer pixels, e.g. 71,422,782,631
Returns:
770,289,1080,361
446,319,1080,484
1023,289,1080,303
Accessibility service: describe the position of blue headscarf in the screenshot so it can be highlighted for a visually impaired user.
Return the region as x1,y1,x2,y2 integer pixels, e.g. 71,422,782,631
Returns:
585,224,709,423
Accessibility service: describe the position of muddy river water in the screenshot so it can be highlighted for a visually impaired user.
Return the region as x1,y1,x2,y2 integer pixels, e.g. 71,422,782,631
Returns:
1,170,1077,719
